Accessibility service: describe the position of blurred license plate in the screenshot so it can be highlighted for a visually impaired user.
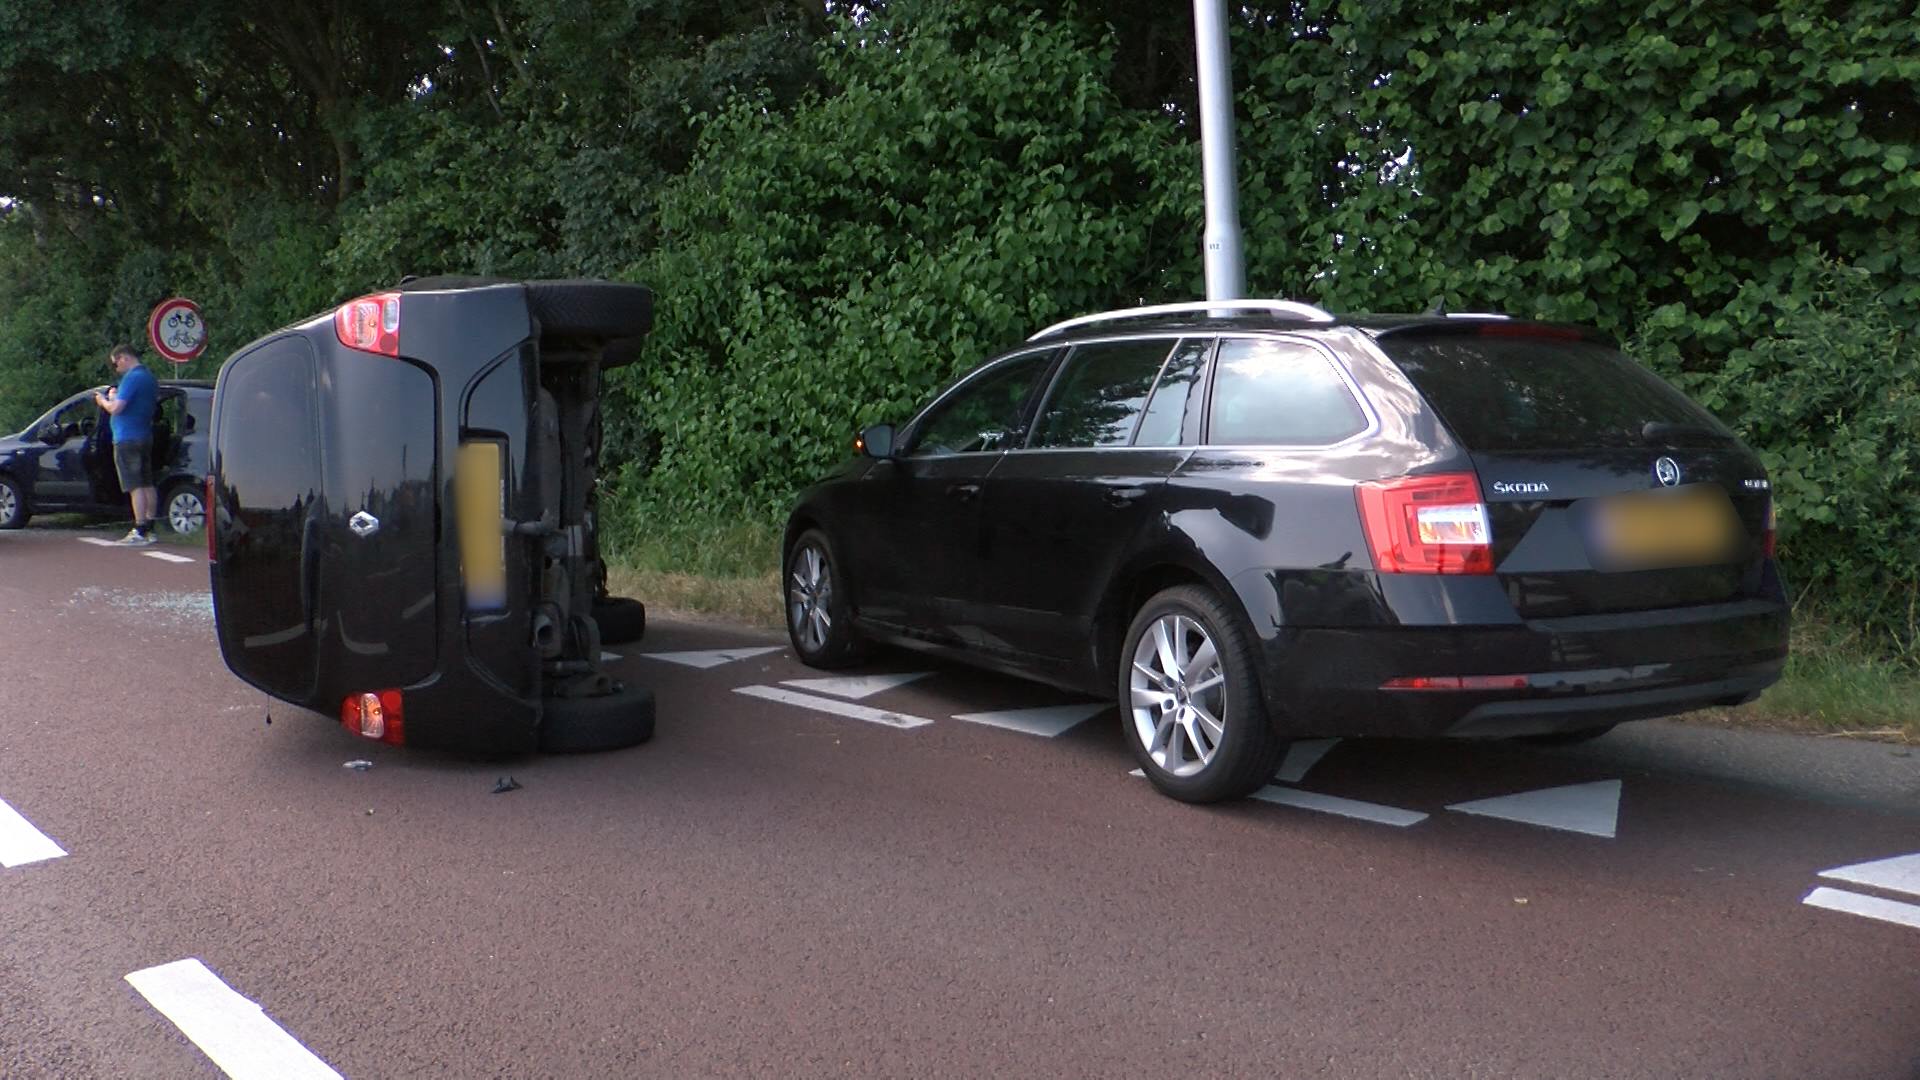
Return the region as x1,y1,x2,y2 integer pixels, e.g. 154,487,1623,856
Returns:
456,440,507,611
1591,486,1741,568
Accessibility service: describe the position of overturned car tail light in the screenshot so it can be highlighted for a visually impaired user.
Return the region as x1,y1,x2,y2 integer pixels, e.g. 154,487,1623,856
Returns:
1355,473,1494,574
333,293,402,357
341,690,405,744
1762,497,1777,559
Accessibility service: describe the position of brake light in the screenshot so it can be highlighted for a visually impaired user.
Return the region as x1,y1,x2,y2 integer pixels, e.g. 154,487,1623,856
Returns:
334,293,402,357
1763,497,1776,559
340,690,405,744
1355,473,1494,574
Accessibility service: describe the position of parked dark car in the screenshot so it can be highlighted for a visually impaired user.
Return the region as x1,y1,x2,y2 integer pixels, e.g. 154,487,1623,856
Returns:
0,380,211,533
207,277,656,755
783,300,1789,803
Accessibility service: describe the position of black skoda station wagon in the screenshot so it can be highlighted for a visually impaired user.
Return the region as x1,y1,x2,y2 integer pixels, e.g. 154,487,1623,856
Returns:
783,300,1789,803
208,278,656,755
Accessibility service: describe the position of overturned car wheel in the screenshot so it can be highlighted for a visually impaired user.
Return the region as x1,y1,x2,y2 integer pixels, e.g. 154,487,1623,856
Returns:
539,685,656,753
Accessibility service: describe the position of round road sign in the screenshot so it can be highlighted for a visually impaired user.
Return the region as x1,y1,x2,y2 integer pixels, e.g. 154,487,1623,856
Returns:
148,298,208,364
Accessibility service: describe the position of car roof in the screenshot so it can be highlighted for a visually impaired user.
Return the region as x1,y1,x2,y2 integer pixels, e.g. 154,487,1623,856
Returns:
159,380,214,391
1028,309,1612,348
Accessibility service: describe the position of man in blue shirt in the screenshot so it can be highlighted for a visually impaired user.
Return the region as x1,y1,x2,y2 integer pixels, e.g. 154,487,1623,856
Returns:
94,344,160,545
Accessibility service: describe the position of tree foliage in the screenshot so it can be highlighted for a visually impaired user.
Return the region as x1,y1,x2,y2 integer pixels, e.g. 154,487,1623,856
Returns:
0,0,1915,652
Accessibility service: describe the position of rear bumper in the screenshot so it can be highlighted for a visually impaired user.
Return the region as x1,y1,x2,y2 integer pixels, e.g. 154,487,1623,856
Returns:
1260,597,1789,739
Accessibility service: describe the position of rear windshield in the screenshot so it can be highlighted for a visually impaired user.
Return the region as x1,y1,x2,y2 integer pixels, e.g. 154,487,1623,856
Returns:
1376,331,1735,451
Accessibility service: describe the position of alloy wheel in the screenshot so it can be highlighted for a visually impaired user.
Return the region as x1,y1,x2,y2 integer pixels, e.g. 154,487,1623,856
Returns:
1128,613,1228,777
788,544,834,653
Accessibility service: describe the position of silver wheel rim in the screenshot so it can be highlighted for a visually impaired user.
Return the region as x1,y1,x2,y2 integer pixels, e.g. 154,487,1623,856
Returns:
0,483,16,523
1128,613,1227,777
167,490,204,534
788,544,833,653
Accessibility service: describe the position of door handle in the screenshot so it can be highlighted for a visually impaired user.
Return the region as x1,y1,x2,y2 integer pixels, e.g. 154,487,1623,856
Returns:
946,482,981,503
1104,487,1147,508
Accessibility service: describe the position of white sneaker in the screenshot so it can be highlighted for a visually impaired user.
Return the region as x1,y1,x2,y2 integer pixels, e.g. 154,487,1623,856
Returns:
117,529,156,546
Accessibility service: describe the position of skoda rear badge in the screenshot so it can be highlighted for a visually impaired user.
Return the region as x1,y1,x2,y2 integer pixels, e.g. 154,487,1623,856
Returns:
349,511,381,538
1654,457,1682,487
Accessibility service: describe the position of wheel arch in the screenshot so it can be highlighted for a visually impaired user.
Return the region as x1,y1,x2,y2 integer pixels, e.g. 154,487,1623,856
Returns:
1092,552,1252,690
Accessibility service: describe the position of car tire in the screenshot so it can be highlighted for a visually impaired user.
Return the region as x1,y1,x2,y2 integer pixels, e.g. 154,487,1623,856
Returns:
539,684,656,753
525,280,654,340
593,596,647,646
0,475,28,529
1120,585,1286,804
163,480,206,535
785,528,867,669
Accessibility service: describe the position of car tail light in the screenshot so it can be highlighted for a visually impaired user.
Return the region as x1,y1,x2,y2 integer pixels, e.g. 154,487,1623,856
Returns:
1355,473,1495,574
1382,675,1530,691
341,690,405,744
1762,497,1776,559
334,293,402,357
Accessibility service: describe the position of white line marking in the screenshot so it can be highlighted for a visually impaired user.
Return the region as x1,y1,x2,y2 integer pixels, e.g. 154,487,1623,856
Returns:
644,646,784,669
1124,769,1426,826
0,797,67,867
1817,853,1920,899
1802,887,1920,932
124,959,343,1080
1446,779,1621,838
1275,738,1340,783
79,538,120,547
780,672,931,700
953,703,1104,737
144,550,195,564
1250,784,1429,827
734,685,934,729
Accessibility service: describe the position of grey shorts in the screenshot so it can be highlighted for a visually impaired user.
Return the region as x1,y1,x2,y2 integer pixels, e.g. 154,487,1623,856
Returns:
113,439,153,490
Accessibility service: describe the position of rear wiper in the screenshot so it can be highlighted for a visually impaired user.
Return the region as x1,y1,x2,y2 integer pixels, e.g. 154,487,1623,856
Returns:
1640,420,1729,444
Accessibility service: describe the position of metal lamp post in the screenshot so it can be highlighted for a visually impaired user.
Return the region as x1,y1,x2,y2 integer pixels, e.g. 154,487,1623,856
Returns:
1193,0,1246,303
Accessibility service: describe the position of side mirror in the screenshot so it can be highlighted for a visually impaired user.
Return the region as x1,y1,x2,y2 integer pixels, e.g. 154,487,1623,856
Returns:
856,423,895,460
38,424,63,445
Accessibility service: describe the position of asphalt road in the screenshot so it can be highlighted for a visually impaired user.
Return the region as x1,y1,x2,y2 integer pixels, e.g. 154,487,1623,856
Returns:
3,523,1918,1079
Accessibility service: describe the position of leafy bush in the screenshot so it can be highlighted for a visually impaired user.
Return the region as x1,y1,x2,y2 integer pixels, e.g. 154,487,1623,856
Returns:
607,2,1202,521
1632,261,1920,656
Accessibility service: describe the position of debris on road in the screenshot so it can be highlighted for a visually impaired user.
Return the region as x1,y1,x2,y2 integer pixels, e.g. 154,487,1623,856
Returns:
344,760,373,771
492,776,522,794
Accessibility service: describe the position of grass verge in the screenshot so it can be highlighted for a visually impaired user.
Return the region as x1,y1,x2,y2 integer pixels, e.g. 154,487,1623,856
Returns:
603,515,1919,744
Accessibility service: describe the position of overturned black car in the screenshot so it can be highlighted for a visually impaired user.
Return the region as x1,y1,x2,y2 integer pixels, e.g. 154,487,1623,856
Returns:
208,278,655,754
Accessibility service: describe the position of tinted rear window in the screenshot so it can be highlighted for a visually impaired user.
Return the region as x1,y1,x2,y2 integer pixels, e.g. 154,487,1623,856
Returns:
1377,332,1734,451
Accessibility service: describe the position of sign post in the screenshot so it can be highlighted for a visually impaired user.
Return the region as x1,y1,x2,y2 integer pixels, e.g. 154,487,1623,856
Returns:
148,298,208,365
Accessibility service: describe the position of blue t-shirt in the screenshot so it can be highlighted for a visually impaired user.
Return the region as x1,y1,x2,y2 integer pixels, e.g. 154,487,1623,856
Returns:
111,363,158,442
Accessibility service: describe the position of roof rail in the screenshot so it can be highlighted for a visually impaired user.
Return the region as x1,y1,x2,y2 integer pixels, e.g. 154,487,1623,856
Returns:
1028,299,1336,340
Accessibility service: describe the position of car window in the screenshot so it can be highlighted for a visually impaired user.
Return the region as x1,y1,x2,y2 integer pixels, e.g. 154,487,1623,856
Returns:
1376,331,1736,451
907,350,1055,457
1028,338,1179,449
1132,338,1211,448
1207,337,1368,446
49,395,100,438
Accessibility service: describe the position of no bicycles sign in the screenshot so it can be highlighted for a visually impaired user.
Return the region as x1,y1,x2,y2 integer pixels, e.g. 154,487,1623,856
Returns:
148,297,208,364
